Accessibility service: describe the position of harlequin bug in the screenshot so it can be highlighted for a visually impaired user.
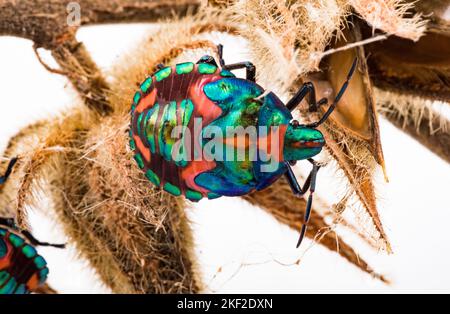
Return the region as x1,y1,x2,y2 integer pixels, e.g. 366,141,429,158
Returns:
0,158,65,294
130,44,357,247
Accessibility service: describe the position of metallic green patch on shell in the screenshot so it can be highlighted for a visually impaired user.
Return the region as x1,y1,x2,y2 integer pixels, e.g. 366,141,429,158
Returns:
176,62,194,75
220,69,235,77
0,271,9,287
140,77,153,94
0,239,6,258
8,233,24,248
0,277,16,294
163,183,181,196
180,99,194,127
172,99,194,167
39,268,49,284
129,139,136,151
137,112,145,137
22,245,37,258
186,190,203,202
198,63,217,74
155,67,172,82
207,193,221,200
162,102,178,161
15,284,27,294
157,104,169,160
34,256,47,269
0,228,6,236
267,111,285,126
133,92,141,105
203,78,262,105
144,103,159,154
134,154,144,169
145,169,160,187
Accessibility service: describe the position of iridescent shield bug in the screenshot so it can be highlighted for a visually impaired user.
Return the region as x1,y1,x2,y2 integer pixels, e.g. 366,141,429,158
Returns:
130,45,357,247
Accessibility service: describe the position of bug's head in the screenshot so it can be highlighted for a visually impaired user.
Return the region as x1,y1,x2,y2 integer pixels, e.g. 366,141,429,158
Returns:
283,120,325,162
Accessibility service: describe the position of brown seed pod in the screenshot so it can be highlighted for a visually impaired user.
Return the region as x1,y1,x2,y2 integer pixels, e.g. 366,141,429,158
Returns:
312,22,386,171
406,0,450,23
365,24,450,103
294,21,390,251
362,11,450,164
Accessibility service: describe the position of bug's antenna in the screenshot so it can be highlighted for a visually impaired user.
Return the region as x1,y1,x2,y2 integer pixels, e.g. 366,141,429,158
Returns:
0,157,18,185
21,230,66,249
306,58,358,128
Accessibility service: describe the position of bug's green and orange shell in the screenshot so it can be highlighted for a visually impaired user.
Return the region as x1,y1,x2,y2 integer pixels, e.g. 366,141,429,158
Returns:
0,227,49,294
130,62,292,201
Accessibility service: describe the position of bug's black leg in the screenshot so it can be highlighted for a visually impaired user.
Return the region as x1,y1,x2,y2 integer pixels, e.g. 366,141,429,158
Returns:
223,62,256,82
0,157,18,185
156,63,166,70
286,82,328,113
196,55,219,67
214,44,256,81
217,44,226,68
306,58,357,128
284,160,321,248
284,162,312,197
21,230,66,249
0,217,16,228
296,159,321,248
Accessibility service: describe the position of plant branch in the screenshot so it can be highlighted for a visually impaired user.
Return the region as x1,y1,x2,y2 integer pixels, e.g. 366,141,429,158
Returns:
51,37,113,115
0,0,201,49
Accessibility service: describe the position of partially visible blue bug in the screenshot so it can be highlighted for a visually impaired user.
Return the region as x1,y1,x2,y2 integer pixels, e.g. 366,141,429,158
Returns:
0,158,64,294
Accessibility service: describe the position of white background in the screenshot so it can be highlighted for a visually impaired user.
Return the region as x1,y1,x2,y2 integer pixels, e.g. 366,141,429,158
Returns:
0,24,449,294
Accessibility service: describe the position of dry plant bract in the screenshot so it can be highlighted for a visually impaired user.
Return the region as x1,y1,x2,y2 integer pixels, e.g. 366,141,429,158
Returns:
0,0,448,293
364,2,450,164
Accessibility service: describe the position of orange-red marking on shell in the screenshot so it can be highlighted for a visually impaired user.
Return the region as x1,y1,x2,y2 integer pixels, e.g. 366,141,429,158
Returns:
0,238,12,269
174,69,224,194
135,88,157,113
257,125,287,162
26,273,40,291
181,160,217,195
188,73,223,126
133,135,151,162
